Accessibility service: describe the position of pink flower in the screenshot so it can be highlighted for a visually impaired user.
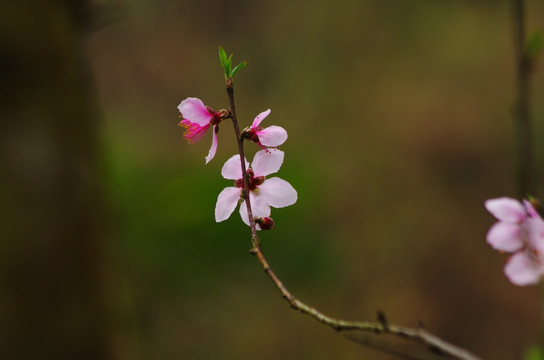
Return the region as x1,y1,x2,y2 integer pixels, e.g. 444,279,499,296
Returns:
215,149,297,229
243,109,288,149
178,97,223,164
485,197,544,286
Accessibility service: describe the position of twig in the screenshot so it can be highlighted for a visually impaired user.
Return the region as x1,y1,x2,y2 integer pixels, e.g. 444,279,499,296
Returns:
345,332,458,360
224,78,482,360
250,244,481,360
226,78,259,246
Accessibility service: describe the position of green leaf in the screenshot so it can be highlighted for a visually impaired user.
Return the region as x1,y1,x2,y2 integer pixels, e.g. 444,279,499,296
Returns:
218,47,247,79
526,30,543,59
231,61,248,77
524,345,544,360
218,46,229,78
226,54,233,73
218,46,227,66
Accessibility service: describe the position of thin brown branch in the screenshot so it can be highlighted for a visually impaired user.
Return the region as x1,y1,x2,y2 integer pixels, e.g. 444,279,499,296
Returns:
224,76,481,360
250,246,481,360
225,77,259,246
345,332,455,360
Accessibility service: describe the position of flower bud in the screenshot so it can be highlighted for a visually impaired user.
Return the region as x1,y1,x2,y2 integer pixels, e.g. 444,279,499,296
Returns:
241,127,252,139
255,217,274,230
241,127,262,143
219,109,231,119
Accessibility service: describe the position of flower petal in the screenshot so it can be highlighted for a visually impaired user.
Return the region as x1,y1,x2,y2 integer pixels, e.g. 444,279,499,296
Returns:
504,252,543,286
251,109,271,128
523,199,542,220
259,177,297,208
205,125,219,164
178,97,213,126
485,197,526,223
486,222,523,252
251,149,284,177
215,187,241,222
257,126,288,147
221,154,248,180
239,192,271,230
525,218,544,252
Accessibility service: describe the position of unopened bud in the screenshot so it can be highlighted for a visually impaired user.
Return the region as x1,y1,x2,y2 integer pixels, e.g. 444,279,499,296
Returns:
241,127,262,143
255,217,274,230
219,109,231,119
241,127,252,139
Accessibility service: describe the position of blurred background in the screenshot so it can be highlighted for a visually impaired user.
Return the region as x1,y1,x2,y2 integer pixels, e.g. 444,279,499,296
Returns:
2,0,544,359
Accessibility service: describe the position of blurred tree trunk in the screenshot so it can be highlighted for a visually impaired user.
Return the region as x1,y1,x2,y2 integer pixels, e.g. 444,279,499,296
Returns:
0,1,115,359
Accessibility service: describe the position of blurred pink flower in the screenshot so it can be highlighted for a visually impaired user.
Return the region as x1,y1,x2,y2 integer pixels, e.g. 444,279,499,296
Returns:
178,97,222,164
485,197,544,286
244,109,288,149
215,149,297,230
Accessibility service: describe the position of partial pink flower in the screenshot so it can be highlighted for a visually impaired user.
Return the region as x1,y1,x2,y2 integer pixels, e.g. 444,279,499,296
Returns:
243,109,288,149
178,97,223,164
485,197,544,286
215,149,297,230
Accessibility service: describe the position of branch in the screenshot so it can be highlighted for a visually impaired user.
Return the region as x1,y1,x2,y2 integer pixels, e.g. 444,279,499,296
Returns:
250,245,481,360
345,332,459,360
224,77,481,360
225,78,260,247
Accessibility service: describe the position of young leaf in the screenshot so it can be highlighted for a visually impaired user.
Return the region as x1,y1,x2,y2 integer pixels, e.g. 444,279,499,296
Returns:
218,46,228,66
226,54,233,74
218,47,246,79
218,46,229,78
231,61,248,77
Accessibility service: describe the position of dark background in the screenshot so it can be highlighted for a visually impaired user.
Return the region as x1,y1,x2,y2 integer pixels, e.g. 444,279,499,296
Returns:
2,0,544,359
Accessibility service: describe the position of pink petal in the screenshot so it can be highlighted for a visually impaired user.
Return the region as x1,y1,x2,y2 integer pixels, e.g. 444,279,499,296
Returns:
178,97,213,126
256,126,288,147
251,109,271,128
486,222,523,252
259,177,297,208
251,149,284,177
523,200,542,219
204,125,218,164
485,197,525,223
215,187,241,222
221,154,248,180
525,218,544,252
239,192,271,230
504,252,543,286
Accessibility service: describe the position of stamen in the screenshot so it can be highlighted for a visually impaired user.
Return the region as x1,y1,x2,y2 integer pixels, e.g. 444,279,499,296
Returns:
179,120,210,143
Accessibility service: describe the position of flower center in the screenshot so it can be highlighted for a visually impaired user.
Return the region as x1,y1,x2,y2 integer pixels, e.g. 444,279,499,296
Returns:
207,106,222,126
249,127,263,142
234,169,265,191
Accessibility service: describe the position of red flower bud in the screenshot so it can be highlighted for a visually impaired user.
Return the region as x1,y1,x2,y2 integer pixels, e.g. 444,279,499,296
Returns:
255,217,274,230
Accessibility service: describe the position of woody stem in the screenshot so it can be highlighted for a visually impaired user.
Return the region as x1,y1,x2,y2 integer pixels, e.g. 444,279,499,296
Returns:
225,78,260,248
